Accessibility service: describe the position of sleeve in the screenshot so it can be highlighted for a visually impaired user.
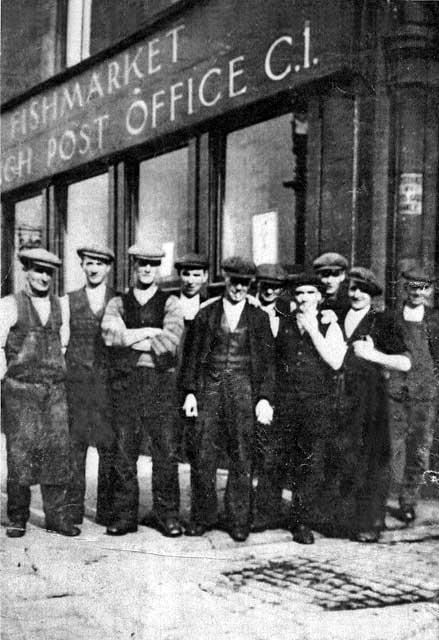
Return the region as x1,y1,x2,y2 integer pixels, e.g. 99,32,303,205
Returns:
150,294,184,357
59,295,70,352
324,320,348,369
255,309,276,403
0,296,18,379
181,308,208,396
101,296,126,346
375,312,410,356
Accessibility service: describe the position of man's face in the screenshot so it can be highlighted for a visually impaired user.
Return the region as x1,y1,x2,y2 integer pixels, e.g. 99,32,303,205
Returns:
406,282,433,308
134,258,160,288
26,264,54,295
81,257,111,287
224,274,251,304
348,281,372,310
179,268,208,298
258,281,283,305
294,285,321,313
318,268,346,295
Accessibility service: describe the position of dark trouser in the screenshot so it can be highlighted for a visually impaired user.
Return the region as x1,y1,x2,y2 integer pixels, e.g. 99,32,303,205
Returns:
110,368,180,527
67,436,117,524
7,481,70,527
255,393,337,530
389,396,437,507
191,371,254,528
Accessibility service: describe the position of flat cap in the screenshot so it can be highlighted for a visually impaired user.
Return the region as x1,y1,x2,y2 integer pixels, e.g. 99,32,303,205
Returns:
256,263,288,284
175,252,209,270
348,266,382,297
19,247,61,269
77,244,114,262
402,267,437,285
313,252,348,272
222,256,256,280
289,270,325,293
128,243,165,261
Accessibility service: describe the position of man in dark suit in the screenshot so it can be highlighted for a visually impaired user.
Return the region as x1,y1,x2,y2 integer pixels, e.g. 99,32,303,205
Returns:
182,257,275,542
388,267,439,524
65,244,117,527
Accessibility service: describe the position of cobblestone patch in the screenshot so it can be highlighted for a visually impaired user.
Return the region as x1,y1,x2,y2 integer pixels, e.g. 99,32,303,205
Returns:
203,554,439,611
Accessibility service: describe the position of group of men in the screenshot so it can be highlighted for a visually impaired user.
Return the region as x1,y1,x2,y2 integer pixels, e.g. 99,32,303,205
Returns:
1,244,437,545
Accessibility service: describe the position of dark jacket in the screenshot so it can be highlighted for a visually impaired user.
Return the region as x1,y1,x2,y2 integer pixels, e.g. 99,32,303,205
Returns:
181,298,276,404
425,307,439,378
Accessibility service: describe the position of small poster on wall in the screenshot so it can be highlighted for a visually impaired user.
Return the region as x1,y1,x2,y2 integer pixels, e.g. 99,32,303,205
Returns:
252,211,278,264
399,173,423,216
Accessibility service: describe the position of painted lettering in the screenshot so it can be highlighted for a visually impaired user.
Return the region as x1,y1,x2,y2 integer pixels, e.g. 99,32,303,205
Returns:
166,25,185,64
264,36,292,81
29,100,40,131
148,39,161,75
170,82,184,121
199,68,222,107
124,47,145,85
94,114,109,149
78,124,91,154
47,137,57,167
151,90,165,128
107,60,121,94
228,56,247,98
126,99,148,135
60,83,83,117
187,77,194,115
59,130,76,161
42,92,58,126
87,72,105,102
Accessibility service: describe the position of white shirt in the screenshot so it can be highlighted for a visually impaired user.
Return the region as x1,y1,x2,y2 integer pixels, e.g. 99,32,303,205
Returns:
403,304,424,322
223,298,246,332
260,302,280,337
344,305,371,338
85,281,108,315
133,284,158,306
180,293,201,321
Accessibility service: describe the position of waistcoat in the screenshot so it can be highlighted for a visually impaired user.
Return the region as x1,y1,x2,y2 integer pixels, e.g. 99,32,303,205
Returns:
276,313,333,395
5,291,65,384
65,287,113,374
208,310,251,373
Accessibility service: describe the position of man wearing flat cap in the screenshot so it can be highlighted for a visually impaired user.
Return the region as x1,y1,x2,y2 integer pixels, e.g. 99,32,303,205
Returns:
101,244,184,536
253,271,346,543
387,267,439,524
181,256,276,542
255,263,289,338
0,248,80,538
313,252,350,315
336,267,412,542
64,245,117,527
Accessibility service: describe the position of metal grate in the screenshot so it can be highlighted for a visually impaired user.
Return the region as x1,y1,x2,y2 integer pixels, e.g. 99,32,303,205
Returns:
215,556,439,611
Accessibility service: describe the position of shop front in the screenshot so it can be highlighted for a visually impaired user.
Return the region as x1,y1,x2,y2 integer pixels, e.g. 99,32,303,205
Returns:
1,0,438,298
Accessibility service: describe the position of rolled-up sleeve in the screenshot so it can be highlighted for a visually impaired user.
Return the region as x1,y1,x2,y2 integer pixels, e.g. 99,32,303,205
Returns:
101,296,126,346
150,295,184,357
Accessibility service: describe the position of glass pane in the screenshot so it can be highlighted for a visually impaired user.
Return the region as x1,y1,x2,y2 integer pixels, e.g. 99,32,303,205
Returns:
65,173,109,291
222,114,296,266
14,195,44,293
137,147,189,280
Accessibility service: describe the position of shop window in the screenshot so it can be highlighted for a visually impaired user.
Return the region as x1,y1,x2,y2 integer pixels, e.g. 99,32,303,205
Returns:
64,173,109,291
222,114,296,267
137,147,189,280
66,0,92,66
13,195,44,293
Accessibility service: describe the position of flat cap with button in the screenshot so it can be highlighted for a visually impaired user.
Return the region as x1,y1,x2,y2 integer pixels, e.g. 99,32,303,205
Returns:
402,267,437,285
77,244,115,262
175,253,209,271
222,256,256,280
289,270,326,293
313,252,349,272
128,244,165,261
18,247,61,269
256,263,288,285
348,266,383,297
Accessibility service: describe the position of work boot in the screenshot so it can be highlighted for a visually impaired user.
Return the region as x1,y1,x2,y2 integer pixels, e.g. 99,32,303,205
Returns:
6,521,26,538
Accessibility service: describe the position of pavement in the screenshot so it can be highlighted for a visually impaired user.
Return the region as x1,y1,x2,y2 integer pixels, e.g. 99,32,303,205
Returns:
1,441,439,640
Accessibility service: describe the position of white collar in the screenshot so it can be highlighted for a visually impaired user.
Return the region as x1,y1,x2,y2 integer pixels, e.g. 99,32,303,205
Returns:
403,304,425,322
344,305,371,338
179,293,201,320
